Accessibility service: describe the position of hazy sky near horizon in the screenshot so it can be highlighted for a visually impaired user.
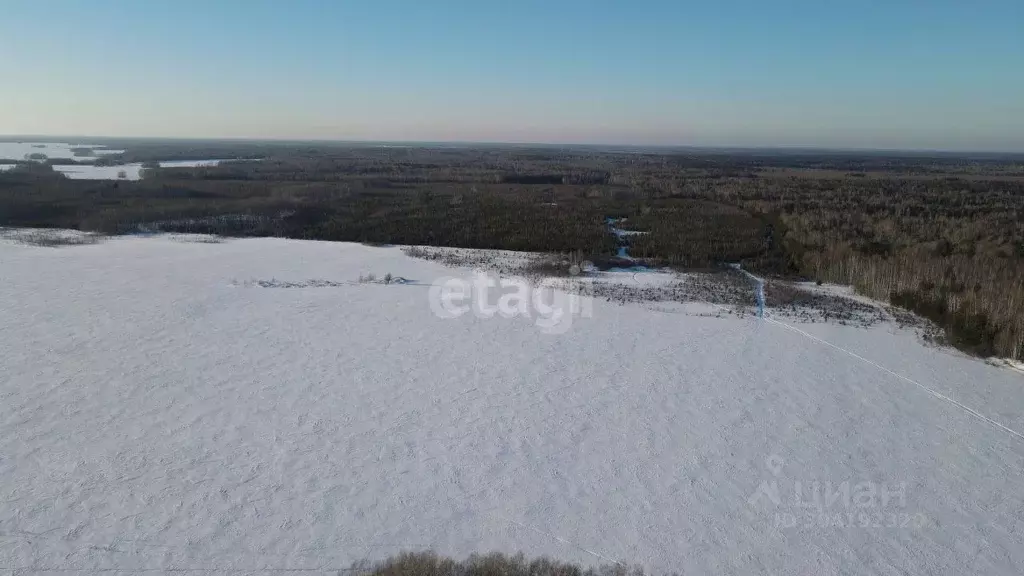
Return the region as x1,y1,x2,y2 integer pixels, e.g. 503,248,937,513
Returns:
1,0,1022,151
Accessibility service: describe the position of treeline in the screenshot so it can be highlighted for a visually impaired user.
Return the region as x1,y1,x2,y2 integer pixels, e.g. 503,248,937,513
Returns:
2,144,1022,359
0,168,772,269
724,177,1024,359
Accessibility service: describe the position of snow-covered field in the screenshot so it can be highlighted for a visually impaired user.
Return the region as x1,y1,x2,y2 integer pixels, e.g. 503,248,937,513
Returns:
2,234,1023,575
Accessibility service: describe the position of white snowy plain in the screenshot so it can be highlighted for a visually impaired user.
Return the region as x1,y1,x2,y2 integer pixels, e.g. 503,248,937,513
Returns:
2,235,1023,575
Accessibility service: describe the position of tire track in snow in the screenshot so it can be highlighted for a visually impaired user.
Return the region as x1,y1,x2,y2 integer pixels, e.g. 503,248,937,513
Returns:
731,266,1024,443
763,313,1024,443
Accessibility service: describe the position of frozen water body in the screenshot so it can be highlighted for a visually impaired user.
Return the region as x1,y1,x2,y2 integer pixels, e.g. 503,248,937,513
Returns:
1,234,1023,574
53,163,144,180
159,159,230,168
0,141,122,163
0,140,239,180
52,160,232,180
606,217,648,265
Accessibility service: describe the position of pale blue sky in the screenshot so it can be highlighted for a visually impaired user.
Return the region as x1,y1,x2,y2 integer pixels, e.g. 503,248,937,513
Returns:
1,0,1022,150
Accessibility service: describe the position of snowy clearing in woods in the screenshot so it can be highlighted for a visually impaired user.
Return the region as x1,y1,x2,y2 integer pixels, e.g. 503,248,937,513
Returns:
1,233,1023,574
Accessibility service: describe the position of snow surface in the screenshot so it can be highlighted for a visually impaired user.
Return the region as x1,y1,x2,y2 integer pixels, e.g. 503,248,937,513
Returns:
2,235,1023,574
1001,359,1024,374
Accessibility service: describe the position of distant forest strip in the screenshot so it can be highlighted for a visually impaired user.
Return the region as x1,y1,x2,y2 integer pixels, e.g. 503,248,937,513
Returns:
1,144,1022,360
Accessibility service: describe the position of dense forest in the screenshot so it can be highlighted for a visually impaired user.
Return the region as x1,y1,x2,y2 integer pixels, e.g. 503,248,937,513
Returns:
1,142,1022,359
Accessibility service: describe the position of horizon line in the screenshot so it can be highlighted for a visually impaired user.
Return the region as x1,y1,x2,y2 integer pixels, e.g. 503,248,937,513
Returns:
2,134,1024,156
